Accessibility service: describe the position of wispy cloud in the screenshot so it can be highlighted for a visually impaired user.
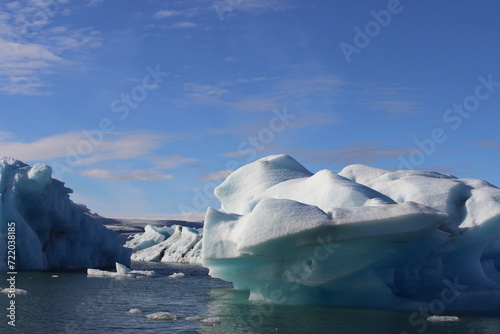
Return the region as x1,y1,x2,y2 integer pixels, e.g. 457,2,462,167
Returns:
181,75,344,112
294,142,416,165
0,2,102,95
372,100,422,115
80,169,173,181
154,10,184,19
235,0,294,12
86,0,103,7
169,21,197,29
199,169,233,181
153,7,202,19
473,140,500,148
0,131,170,166
214,0,295,18
357,83,425,116
221,141,415,166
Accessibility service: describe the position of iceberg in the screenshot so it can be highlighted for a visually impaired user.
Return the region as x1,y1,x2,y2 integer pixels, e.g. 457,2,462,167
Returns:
87,262,157,278
124,225,174,252
202,154,500,311
0,158,130,271
127,225,203,264
168,272,185,278
128,308,144,314
1,288,27,295
427,315,460,322
146,312,177,321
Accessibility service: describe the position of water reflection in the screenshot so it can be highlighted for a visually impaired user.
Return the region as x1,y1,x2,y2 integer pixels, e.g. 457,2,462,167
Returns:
199,288,500,334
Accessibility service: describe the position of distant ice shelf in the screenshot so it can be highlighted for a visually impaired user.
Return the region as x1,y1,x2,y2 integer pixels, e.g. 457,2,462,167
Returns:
0,158,130,271
202,154,500,312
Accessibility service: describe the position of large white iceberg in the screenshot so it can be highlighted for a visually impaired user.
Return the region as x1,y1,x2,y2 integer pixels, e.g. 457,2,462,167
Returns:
0,158,130,271
202,154,500,311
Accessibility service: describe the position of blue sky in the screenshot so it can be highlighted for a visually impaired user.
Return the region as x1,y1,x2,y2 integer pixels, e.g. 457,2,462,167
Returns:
1,0,500,219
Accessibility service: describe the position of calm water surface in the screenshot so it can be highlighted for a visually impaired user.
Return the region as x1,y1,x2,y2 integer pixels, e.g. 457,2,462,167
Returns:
1,262,499,334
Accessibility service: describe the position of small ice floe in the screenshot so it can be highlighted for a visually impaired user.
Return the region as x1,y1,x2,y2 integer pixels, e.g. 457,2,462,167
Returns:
128,308,144,314
52,275,59,278
146,312,177,321
200,317,221,325
1,288,27,295
168,272,185,279
427,315,460,322
87,263,158,278
185,316,221,325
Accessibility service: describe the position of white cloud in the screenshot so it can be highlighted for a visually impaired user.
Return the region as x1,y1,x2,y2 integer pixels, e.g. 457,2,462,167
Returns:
86,0,103,7
154,10,183,19
0,131,170,166
0,39,62,62
80,169,173,181
0,3,102,95
169,21,197,29
153,7,201,19
199,169,233,181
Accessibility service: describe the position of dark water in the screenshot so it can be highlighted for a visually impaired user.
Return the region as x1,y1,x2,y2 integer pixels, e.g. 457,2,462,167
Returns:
1,262,499,334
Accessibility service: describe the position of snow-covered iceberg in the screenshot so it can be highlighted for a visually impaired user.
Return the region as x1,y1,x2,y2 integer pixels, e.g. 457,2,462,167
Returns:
126,224,202,264
202,154,500,311
0,158,130,271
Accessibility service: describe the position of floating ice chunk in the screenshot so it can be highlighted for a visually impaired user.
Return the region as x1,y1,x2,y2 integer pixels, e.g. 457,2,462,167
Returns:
168,272,185,278
129,270,158,277
200,317,221,325
128,308,144,314
1,288,27,294
116,262,131,275
146,312,177,320
52,275,59,278
87,263,157,278
427,315,460,322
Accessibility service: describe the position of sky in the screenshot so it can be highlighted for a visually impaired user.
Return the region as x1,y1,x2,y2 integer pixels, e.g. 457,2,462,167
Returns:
1,0,500,220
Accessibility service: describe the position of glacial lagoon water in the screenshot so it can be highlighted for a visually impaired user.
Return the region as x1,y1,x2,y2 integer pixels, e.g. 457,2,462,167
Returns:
1,262,499,334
